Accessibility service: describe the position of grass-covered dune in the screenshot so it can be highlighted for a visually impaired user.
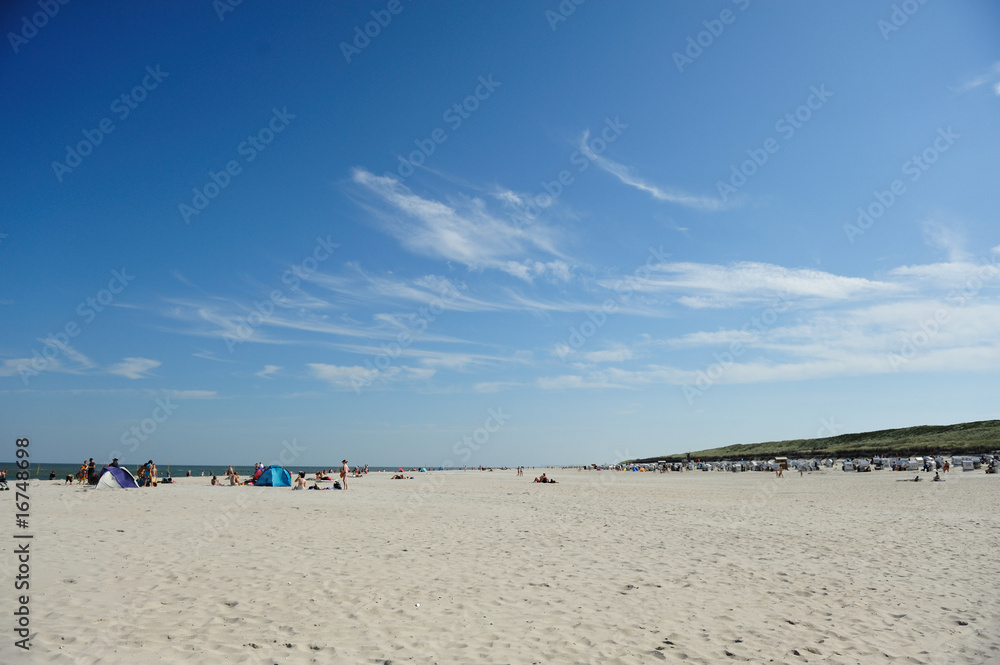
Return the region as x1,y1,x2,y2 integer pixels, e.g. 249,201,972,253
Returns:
629,420,1000,463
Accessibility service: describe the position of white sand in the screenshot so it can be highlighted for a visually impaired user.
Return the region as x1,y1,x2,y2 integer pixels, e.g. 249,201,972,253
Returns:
3,468,998,664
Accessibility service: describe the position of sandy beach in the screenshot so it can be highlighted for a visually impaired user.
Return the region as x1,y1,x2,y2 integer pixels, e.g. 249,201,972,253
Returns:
3,468,998,664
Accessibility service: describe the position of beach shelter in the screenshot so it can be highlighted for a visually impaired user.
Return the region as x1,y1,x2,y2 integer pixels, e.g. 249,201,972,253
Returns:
253,466,291,487
96,466,139,489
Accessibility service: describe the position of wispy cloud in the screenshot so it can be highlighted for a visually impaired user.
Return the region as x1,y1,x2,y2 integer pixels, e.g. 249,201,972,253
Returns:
951,62,1000,95
473,381,523,393
0,388,217,399
255,365,282,379
308,362,435,391
537,374,629,390
159,294,487,350
191,348,236,363
597,261,898,308
920,216,968,262
135,240,999,395
351,168,568,281
107,357,160,379
579,130,728,211
583,344,634,363
0,344,157,380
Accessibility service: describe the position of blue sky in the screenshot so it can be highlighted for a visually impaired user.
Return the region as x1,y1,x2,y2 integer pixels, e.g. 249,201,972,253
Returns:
2,0,999,467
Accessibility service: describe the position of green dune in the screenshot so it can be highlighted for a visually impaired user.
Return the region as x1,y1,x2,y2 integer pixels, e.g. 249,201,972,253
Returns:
628,419,1000,463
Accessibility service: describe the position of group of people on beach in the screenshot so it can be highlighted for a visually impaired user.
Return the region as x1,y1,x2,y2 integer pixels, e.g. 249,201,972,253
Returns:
64,457,160,486
207,459,360,489
67,458,98,484
292,460,355,490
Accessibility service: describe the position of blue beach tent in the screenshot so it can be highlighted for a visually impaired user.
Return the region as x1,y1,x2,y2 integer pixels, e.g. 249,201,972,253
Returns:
95,466,139,489
254,466,291,487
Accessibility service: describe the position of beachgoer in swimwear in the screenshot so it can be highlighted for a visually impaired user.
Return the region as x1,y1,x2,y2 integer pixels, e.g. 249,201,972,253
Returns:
136,461,152,487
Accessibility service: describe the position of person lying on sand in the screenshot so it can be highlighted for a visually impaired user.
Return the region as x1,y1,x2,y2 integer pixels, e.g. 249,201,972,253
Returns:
391,474,412,479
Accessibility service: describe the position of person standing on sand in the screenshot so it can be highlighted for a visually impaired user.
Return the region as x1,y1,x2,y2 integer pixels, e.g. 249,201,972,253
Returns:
341,459,349,489
136,460,152,487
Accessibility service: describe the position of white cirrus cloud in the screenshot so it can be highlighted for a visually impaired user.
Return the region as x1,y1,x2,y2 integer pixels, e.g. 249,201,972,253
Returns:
598,261,899,308
579,130,728,211
255,365,282,379
351,168,568,281
951,62,1000,95
108,357,161,379
582,344,634,363
308,362,435,391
